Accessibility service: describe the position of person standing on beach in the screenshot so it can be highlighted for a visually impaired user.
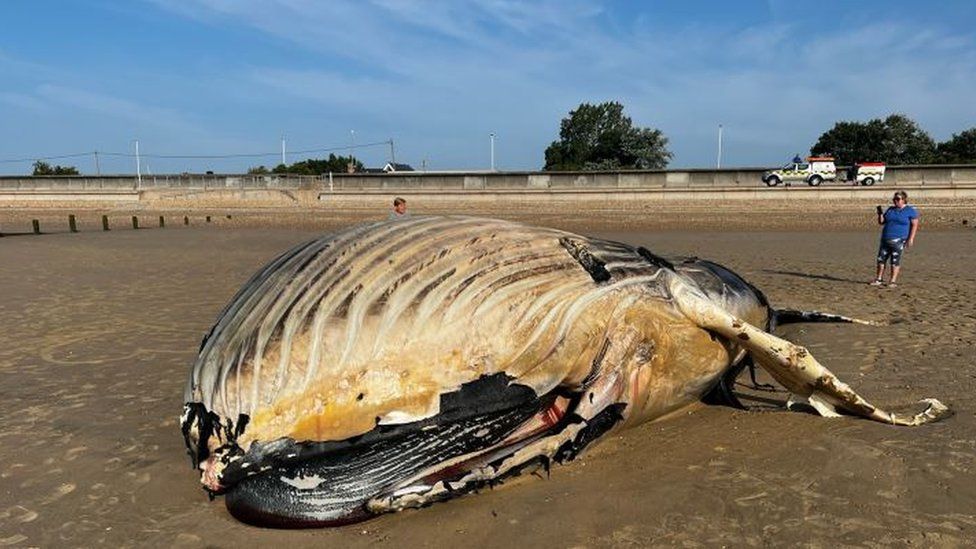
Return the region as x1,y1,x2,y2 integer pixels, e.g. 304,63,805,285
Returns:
389,197,409,220
871,190,919,287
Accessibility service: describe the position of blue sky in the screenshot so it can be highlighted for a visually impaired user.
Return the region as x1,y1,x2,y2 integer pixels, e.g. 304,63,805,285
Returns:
2,0,975,174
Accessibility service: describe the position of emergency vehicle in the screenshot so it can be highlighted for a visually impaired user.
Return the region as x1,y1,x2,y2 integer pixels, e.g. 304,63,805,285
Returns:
762,156,836,187
850,162,885,186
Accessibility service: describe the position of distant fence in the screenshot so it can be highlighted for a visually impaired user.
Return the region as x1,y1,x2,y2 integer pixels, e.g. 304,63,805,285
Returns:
2,165,976,192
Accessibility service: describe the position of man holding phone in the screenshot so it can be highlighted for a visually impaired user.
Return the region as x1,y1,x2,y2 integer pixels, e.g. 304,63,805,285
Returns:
871,190,919,287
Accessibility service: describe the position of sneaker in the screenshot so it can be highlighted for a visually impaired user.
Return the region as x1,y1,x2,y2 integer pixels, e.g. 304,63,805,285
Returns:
869,279,884,286
887,282,898,288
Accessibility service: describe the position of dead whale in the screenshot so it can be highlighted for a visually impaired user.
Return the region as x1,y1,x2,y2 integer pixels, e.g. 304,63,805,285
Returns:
181,216,948,527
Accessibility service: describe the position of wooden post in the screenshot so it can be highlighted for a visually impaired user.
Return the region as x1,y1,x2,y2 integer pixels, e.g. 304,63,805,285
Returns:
69,214,78,233
206,215,211,223
132,216,139,229
184,216,189,225
226,214,232,219
32,219,41,234
102,215,110,231
159,216,165,228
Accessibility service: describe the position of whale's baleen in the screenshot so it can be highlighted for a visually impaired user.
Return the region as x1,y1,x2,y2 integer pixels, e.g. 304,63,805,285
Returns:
181,216,948,527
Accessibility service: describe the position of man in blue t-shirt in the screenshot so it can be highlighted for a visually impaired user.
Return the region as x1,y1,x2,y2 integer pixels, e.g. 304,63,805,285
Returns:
870,190,919,287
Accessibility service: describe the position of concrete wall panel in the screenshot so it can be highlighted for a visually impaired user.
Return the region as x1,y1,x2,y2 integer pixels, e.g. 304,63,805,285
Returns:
5,165,976,193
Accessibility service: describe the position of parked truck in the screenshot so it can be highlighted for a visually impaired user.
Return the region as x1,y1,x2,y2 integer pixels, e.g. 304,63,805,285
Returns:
762,156,836,187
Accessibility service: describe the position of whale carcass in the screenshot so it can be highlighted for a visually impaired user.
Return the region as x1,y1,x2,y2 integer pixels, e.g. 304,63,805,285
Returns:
181,216,947,527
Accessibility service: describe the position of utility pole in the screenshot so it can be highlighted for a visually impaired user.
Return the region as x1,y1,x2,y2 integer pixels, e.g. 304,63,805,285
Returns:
93,151,100,176
135,140,142,188
717,124,724,169
349,130,356,172
389,139,396,165
489,133,496,171
281,134,286,166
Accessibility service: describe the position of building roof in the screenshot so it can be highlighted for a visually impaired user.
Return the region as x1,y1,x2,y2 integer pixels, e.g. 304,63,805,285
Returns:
383,162,415,172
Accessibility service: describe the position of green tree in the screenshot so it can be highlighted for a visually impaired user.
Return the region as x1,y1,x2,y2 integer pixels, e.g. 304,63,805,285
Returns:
936,128,976,163
269,154,363,175
32,160,80,176
810,120,885,166
247,165,270,174
811,114,936,165
543,101,671,171
881,114,936,164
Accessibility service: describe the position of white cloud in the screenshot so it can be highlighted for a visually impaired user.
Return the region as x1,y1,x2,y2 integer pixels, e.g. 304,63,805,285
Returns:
158,1,976,148
0,92,49,112
5,1,975,170
35,84,200,132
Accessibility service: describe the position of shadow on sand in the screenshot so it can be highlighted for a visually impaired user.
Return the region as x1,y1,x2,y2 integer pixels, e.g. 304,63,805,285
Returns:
761,269,864,285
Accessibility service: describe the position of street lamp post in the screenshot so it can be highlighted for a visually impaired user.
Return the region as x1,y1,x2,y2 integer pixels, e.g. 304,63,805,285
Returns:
489,132,495,171
717,124,724,169
134,139,142,189
350,130,356,172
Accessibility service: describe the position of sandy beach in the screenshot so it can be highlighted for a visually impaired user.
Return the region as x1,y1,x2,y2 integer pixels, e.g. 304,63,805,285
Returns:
2,192,976,235
1,208,975,547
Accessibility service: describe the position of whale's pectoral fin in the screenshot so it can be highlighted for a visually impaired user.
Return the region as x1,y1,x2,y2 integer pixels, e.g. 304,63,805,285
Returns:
678,291,949,426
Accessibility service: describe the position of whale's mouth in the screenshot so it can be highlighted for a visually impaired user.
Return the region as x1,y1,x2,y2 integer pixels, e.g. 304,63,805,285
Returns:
224,392,571,528
187,370,628,528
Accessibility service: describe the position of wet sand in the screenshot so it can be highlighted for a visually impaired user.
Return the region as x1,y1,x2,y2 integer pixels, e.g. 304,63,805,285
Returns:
0,216,974,547
2,194,976,235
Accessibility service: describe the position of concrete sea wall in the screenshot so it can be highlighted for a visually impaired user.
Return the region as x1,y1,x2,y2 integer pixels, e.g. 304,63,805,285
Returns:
2,165,975,203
